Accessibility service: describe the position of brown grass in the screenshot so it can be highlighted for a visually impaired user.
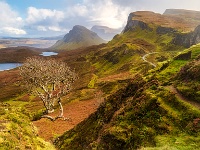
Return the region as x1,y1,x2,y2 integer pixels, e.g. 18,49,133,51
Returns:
33,97,103,142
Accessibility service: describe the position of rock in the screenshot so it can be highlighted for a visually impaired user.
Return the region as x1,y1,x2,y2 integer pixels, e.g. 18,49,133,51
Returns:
156,26,177,34
174,51,191,60
172,25,200,48
123,13,152,33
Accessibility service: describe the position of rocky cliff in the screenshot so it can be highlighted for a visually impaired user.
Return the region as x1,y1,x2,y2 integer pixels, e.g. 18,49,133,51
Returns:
173,25,200,48
122,11,200,48
122,12,152,33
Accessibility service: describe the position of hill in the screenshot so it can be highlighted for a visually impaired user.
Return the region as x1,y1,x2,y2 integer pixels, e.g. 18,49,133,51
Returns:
53,10,200,149
51,25,106,51
0,46,41,63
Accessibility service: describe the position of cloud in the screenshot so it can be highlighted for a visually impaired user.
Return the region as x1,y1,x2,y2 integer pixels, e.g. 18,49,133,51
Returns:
37,26,47,31
66,4,88,17
63,0,130,29
0,1,25,35
25,7,66,33
26,7,65,24
2,27,26,35
1,0,200,37
86,0,130,28
48,26,63,32
112,0,200,13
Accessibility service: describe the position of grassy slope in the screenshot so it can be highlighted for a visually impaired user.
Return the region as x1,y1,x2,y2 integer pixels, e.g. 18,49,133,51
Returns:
54,28,200,149
0,101,55,149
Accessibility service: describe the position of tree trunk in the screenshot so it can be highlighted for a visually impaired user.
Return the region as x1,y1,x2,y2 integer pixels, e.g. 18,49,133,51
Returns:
58,99,64,117
41,98,67,121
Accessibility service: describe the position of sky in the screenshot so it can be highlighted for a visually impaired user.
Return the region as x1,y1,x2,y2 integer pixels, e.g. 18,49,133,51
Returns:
0,0,200,37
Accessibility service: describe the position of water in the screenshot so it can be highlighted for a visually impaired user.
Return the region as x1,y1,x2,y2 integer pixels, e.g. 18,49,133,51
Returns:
40,52,58,56
0,63,22,71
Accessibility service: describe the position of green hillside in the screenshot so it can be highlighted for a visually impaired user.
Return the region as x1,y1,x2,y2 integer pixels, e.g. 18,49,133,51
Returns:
54,11,200,149
55,35,200,150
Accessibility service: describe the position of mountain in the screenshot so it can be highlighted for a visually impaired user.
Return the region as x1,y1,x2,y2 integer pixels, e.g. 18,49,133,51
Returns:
91,25,121,41
123,11,200,48
123,10,200,33
51,25,106,51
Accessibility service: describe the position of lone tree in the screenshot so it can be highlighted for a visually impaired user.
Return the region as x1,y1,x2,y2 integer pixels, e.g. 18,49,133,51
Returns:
19,57,77,121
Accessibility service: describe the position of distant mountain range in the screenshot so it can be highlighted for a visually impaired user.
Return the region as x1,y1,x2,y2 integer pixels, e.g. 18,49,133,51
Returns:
91,25,121,41
51,25,106,51
0,35,63,49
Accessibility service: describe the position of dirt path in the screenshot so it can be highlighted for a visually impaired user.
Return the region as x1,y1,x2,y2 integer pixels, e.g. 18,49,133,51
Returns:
142,52,158,68
167,85,200,110
33,96,103,142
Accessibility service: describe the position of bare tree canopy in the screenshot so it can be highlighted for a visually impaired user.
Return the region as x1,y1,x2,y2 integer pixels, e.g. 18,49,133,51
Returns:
19,57,78,121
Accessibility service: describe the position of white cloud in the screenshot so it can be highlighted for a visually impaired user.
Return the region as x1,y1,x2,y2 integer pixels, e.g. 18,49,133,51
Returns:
48,26,63,32
2,27,26,35
0,1,25,35
26,7,65,24
66,4,88,17
87,0,130,28
64,0,130,29
25,7,66,34
37,26,47,31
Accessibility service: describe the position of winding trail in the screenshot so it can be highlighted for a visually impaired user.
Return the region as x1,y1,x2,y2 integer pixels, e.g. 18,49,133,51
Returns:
142,52,158,68
167,85,200,110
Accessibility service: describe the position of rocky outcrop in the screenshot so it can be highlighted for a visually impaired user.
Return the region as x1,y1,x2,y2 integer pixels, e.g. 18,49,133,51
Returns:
123,13,152,33
156,26,177,35
172,25,200,48
174,51,192,60
192,25,200,44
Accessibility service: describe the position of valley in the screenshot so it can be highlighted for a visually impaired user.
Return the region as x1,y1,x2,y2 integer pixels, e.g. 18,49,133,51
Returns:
0,9,200,150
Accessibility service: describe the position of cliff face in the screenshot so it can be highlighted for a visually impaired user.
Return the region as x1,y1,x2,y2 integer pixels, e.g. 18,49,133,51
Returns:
173,25,200,48
123,13,152,33
193,25,200,44
123,11,200,48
